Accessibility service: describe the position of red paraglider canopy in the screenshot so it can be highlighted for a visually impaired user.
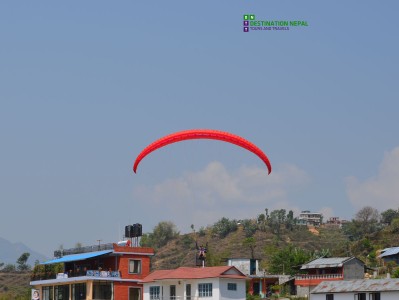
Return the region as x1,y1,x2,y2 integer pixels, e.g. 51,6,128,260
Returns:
133,129,272,174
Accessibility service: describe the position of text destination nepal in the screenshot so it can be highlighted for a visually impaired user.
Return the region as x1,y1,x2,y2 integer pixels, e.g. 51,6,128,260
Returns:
250,20,308,26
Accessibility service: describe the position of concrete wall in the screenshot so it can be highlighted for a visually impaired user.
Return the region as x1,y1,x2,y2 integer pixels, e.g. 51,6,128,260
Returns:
227,259,259,276
297,285,316,298
343,259,364,280
219,279,246,300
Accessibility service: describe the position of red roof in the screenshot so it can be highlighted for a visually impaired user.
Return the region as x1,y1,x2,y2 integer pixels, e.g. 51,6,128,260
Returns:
143,266,247,283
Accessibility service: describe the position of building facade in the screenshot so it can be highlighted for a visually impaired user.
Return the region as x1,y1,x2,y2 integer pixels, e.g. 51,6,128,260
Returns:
295,257,365,298
311,279,399,300
226,258,290,297
142,266,247,300
297,211,323,226
378,247,399,266
30,243,154,300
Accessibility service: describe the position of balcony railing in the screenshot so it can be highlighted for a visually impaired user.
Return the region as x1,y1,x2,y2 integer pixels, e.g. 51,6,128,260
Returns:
54,243,114,257
295,273,343,280
31,270,120,281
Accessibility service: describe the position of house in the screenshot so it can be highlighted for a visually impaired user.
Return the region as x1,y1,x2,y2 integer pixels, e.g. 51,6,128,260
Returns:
142,266,247,300
324,217,348,229
297,211,323,227
30,242,154,300
226,257,289,297
378,247,399,266
295,257,365,297
311,278,399,300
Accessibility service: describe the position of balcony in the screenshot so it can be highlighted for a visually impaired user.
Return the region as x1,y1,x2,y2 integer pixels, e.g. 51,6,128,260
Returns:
294,273,343,286
31,269,120,281
295,273,343,280
54,243,114,257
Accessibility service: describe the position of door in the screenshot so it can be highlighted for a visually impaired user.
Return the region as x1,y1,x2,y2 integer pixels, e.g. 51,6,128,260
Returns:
253,282,260,295
170,285,176,300
129,287,141,300
186,284,191,300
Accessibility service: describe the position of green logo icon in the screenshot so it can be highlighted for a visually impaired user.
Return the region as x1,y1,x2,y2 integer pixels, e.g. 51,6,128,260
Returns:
250,15,255,20
243,15,249,20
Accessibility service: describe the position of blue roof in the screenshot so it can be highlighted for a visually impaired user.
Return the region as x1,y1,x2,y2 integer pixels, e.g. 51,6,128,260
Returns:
41,250,113,265
379,247,399,258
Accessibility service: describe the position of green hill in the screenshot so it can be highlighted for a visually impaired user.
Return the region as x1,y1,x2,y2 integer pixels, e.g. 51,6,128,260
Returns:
0,272,31,300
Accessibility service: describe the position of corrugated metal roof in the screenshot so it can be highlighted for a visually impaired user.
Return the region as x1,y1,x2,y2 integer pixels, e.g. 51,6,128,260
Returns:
378,247,399,258
300,257,352,269
41,250,113,265
312,279,399,293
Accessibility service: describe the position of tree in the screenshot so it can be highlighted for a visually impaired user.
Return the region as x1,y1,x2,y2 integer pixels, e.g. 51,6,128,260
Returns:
212,217,238,238
269,209,286,237
355,206,380,235
381,209,399,225
141,221,179,249
16,252,31,271
285,210,296,231
342,220,364,241
2,264,16,272
390,218,399,233
242,237,256,259
266,245,311,275
241,219,257,237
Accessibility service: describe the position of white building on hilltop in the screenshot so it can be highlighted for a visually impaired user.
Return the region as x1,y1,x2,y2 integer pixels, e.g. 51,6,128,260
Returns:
298,210,323,226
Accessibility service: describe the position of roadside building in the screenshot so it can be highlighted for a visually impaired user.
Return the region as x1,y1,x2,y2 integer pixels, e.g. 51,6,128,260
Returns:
311,278,399,300
30,243,154,300
295,257,365,298
142,266,247,300
378,247,399,266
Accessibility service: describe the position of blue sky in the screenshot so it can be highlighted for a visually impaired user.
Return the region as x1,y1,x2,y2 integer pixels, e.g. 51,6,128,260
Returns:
0,1,398,258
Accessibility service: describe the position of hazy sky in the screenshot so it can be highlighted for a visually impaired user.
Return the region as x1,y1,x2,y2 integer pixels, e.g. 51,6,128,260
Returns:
0,1,398,258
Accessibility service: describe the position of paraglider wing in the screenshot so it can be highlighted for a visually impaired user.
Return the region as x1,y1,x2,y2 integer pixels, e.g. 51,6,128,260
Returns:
133,129,272,174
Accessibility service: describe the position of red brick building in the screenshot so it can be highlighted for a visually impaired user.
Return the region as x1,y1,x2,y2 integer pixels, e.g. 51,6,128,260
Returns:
30,243,154,300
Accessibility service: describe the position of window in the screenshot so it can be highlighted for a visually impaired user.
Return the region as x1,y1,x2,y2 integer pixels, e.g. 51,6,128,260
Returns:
129,259,142,274
355,293,366,300
326,294,334,300
150,286,160,300
198,283,212,297
369,293,380,300
93,281,112,300
55,285,69,300
42,286,53,300
170,285,176,300
227,283,237,291
73,283,86,300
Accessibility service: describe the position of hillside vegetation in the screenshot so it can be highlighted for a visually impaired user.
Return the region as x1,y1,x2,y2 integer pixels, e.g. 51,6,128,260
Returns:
0,272,31,300
2,206,399,299
145,206,399,275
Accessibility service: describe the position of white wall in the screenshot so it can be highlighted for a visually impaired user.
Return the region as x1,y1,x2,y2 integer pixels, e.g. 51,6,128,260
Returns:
144,278,221,300
227,259,259,275
219,279,246,300
144,278,246,300
311,291,399,300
